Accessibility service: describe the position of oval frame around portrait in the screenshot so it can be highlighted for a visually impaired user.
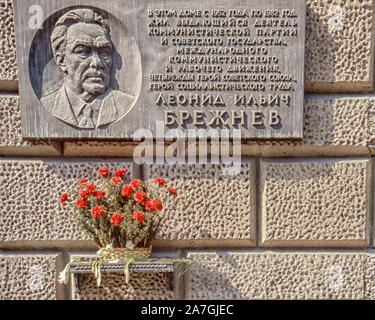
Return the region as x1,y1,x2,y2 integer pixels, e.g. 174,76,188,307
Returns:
28,5,142,128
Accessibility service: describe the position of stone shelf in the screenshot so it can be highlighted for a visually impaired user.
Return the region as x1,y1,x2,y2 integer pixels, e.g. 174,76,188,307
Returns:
69,261,175,273
69,261,176,292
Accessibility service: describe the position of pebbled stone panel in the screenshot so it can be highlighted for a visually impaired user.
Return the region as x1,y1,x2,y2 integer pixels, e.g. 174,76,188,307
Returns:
305,0,374,92
0,252,64,300
0,0,17,90
0,159,136,247
144,162,255,246
260,159,370,246
186,251,366,300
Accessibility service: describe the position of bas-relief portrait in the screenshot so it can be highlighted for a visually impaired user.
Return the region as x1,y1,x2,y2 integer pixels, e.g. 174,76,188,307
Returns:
40,8,135,129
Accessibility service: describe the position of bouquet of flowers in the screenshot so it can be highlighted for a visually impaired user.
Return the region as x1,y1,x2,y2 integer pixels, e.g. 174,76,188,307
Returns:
60,167,177,252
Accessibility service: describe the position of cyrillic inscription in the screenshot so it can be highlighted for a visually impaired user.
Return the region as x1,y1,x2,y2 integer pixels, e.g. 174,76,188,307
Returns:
147,1,305,138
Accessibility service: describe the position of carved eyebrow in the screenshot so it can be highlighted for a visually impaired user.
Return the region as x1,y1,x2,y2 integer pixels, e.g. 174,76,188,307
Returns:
95,41,112,48
72,40,92,48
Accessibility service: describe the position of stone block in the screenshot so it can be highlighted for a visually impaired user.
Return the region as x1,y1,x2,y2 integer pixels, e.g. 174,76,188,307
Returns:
144,162,256,247
260,158,371,247
186,251,367,299
0,0,17,91
0,251,64,300
70,250,179,300
305,0,374,92
0,95,62,156
0,159,138,248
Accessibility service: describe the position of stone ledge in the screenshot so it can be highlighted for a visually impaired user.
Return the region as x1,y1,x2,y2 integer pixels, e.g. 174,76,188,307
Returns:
259,158,371,247
186,250,375,300
0,251,65,300
63,141,139,157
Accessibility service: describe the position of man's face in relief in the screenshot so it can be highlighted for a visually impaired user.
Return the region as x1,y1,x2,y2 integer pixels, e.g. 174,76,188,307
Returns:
63,22,113,97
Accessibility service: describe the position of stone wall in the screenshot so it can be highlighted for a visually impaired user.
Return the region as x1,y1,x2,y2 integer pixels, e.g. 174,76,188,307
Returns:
1,0,375,300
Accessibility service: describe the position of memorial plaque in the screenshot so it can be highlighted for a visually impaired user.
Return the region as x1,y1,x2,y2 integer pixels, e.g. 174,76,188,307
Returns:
14,0,305,139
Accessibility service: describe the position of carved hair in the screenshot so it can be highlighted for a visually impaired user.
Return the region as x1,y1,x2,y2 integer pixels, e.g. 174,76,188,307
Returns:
51,8,110,60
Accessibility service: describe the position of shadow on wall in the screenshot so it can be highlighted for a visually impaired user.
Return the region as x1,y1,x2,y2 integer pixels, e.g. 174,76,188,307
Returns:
264,160,335,182
187,253,247,300
305,5,335,83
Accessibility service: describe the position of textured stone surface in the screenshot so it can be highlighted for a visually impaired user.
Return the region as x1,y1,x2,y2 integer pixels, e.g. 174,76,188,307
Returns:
0,159,137,248
305,0,374,92
0,95,62,156
0,0,17,91
260,159,370,247
70,251,178,300
303,96,369,147
186,251,367,300
144,162,255,247
0,252,64,300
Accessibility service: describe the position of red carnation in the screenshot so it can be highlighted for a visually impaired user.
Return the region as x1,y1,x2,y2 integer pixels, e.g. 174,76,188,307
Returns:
110,212,125,226
76,198,88,208
130,179,141,188
111,176,122,184
152,199,163,211
121,185,133,197
167,187,177,198
91,205,105,218
95,190,106,201
153,177,166,187
134,190,147,204
144,199,154,211
144,198,163,211
132,210,145,223
114,168,127,177
79,189,90,200
97,167,109,176
85,183,97,193
78,179,88,189
60,193,69,205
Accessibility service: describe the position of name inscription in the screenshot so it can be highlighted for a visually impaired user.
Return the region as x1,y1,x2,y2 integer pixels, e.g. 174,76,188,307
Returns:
147,1,305,138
